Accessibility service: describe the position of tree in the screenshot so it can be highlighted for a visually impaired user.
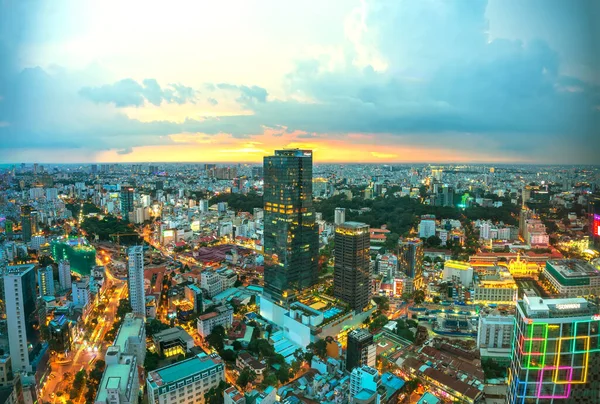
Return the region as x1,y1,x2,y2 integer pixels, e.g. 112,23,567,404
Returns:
277,363,291,384
221,349,237,363
372,296,390,312
144,350,161,372
237,367,257,389
259,371,279,389
432,296,441,304
369,314,389,333
248,339,274,359
232,341,243,351
426,235,442,248
204,380,230,404
206,325,226,352
116,299,132,320
404,378,421,393
267,354,285,367
412,289,425,305
146,319,170,337
307,339,327,359
291,359,302,374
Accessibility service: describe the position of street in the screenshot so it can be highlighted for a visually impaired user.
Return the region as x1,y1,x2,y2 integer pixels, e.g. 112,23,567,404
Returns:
40,260,127,404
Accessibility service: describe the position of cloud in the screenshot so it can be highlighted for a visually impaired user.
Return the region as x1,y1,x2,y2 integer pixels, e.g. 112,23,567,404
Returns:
79,78,197,107
1,0,599,164
116,147,133,155
216,83,268,104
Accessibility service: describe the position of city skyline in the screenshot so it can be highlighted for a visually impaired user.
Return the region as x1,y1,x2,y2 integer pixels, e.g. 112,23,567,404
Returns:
1,0,599,164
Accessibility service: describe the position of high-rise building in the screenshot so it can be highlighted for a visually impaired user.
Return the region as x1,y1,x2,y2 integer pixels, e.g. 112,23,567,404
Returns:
263,149,318,304
58,260,72,291
72,277,91,308
38,265,55,297
398,238,424,279
4,265,43,373
334,222,371,312
20,205,32,242
507,294,600,403
346,328,376,372
418,215,436,238
349,365,381,403
588,195,600,251
127,246,146,317
120,186,135,217
334,207,346,225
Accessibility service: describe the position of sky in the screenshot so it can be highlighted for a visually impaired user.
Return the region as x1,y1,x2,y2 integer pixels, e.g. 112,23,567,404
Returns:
0,0,599,164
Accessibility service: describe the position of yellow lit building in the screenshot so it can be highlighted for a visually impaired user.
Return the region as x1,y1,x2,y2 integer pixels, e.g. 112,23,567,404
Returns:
473,269,518,305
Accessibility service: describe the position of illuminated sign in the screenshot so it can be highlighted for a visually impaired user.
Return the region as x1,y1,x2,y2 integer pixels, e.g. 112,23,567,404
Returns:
163,230,174,237
594,214,600,237
593,314,600,321
555,303,580,310
303,152,312,157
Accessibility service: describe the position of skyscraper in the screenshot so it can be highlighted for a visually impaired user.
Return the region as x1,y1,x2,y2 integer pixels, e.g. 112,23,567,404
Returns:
507,294,600,403
58,260,72,291
20,205,32,242
127,246,146,317
262,149,318,304
120,186,135,218
38,265,55,297
398,238,424,278
4,265,43,373
346,328,376,372
334,222,371,312
334,207,346,225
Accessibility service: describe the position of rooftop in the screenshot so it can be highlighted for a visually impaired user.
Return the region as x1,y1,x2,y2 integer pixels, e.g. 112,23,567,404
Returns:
153,327,193,344
95,354,136,402
114,313,144,351
521,295,594,318
147,353,223,388
547,259,600,278
5,264,35,275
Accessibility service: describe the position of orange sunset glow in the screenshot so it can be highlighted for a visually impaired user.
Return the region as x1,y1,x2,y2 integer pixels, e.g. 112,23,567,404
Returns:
94,130,518,164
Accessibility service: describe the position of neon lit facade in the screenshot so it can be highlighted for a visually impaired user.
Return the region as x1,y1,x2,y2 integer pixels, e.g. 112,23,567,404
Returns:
507,294,600,403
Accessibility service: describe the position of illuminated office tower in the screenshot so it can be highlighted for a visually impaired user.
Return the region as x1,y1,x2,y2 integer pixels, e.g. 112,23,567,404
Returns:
589,195,600,251
20,205,32,242
346,329,376,371
4,265,43,373
334,222,371,312
507,294,600,403
127,246,146,317
120,186,135,218
398,238,424,278
38,265,55,297
262,149,318,304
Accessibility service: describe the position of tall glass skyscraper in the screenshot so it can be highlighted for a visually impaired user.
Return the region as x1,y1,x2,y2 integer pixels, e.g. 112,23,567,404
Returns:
20,205,32,242
120,185,135,219
263,149,318,304
334,222,371,312
507,294,600,403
